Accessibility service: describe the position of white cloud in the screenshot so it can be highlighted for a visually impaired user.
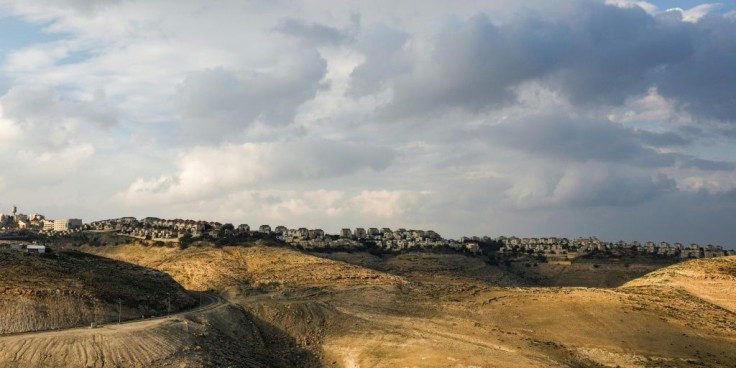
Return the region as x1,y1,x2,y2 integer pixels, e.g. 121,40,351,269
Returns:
21,143,95,172
605,0,658,14
0,0,734,246
115,139,396,205
351,190,433,218
666,4,722,23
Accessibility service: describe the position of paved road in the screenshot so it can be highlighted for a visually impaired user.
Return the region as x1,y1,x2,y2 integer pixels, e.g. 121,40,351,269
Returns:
0,290,225,338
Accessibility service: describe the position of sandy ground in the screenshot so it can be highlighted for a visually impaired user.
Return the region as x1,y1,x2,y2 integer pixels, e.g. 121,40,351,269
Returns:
0,315,195,367
17,245,731,368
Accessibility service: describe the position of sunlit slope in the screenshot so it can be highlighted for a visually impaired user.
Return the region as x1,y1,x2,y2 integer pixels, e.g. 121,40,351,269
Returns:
622,256,736,312
80,244,736,367
82,242,404,291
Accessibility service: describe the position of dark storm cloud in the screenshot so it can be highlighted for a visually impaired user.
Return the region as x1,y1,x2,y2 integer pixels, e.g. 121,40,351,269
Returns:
352,2,736,123
382,13,570,115
0,85,118,132
556,171,677,208
274,18,351,46
655,14,736,122
486,115,672,166
484,113,734,172
636,130,689,147
175,50,327,143
679,158,736,171
347,23,410,97
548,4,693,106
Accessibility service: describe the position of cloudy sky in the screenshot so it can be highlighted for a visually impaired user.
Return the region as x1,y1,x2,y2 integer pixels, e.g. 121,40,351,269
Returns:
1,0,735,246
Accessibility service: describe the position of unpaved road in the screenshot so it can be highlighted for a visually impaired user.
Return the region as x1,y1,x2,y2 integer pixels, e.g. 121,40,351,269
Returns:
0,291,226,368
0,290,223,339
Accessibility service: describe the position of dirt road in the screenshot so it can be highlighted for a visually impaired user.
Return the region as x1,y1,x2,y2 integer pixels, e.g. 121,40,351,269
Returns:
0,291,225,368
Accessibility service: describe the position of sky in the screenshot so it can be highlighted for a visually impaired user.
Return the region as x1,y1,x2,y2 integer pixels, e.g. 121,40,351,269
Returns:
0,0,735,247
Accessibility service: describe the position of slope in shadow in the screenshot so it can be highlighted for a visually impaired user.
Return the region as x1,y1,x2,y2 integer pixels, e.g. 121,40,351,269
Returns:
185,303,323,368
303,248,679,288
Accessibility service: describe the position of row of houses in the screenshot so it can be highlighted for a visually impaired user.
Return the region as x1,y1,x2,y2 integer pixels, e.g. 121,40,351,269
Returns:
83,218,483,255
0,205,47,230
275,226,481,254
86,217,228,239
496,236,733,261
72,217,734,261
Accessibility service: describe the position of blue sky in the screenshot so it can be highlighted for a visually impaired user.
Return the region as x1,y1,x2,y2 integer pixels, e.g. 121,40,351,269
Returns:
649,0,735,12
0,14,59,59
0,0,735,248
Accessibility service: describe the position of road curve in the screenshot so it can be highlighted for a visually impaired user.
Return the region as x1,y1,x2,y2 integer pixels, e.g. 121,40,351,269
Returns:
0,290,225,339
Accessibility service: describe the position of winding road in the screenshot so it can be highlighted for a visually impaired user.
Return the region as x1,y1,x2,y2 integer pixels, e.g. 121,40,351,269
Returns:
0,290,225,339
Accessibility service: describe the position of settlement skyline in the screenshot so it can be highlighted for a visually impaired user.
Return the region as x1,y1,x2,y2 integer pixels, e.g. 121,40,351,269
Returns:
2,203,735,250
1,1,736,245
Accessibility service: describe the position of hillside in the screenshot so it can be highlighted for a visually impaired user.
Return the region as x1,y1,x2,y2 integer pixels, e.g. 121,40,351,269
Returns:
621,256,736,312
0,248,196,334
81,241,407,291
76,242,736,367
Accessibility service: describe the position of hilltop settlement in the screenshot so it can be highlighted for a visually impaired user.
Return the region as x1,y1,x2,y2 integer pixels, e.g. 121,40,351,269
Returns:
2,205,733,263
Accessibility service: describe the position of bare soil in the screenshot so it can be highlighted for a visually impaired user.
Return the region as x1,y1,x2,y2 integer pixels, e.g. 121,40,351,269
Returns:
4,243,735,367
0,249,195,334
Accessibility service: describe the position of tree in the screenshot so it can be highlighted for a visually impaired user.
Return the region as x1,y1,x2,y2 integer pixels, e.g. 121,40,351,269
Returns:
179,233,193,249
219,223,235,238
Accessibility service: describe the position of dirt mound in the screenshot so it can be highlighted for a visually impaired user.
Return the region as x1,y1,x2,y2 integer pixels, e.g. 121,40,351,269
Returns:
0,249,195,334
0,304,319,368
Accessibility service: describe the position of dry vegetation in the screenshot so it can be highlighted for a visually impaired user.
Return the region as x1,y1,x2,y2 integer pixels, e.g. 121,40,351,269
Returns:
3,241,736,367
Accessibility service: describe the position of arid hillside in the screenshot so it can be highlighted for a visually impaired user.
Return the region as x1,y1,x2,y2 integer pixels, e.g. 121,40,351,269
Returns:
0,248,195,334
75,242,736,367
504,259,675,287
621,256,736,312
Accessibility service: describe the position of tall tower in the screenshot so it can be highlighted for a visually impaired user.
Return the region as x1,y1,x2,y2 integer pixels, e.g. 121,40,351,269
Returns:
11,206,17,215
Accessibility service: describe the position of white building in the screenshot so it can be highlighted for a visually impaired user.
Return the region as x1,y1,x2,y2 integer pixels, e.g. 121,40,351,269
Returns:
53,219,83,232
27,245,46,254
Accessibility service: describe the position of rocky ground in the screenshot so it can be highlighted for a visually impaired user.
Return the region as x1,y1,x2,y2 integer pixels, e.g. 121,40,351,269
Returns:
0,248,195,334
2,239,735,367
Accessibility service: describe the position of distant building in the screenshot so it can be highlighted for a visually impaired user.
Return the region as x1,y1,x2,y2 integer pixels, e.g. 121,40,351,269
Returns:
45,220,57,231
258,225,271,233
309,229,325,239
120,217,137,224
53,219,83,232
27,245,46,254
